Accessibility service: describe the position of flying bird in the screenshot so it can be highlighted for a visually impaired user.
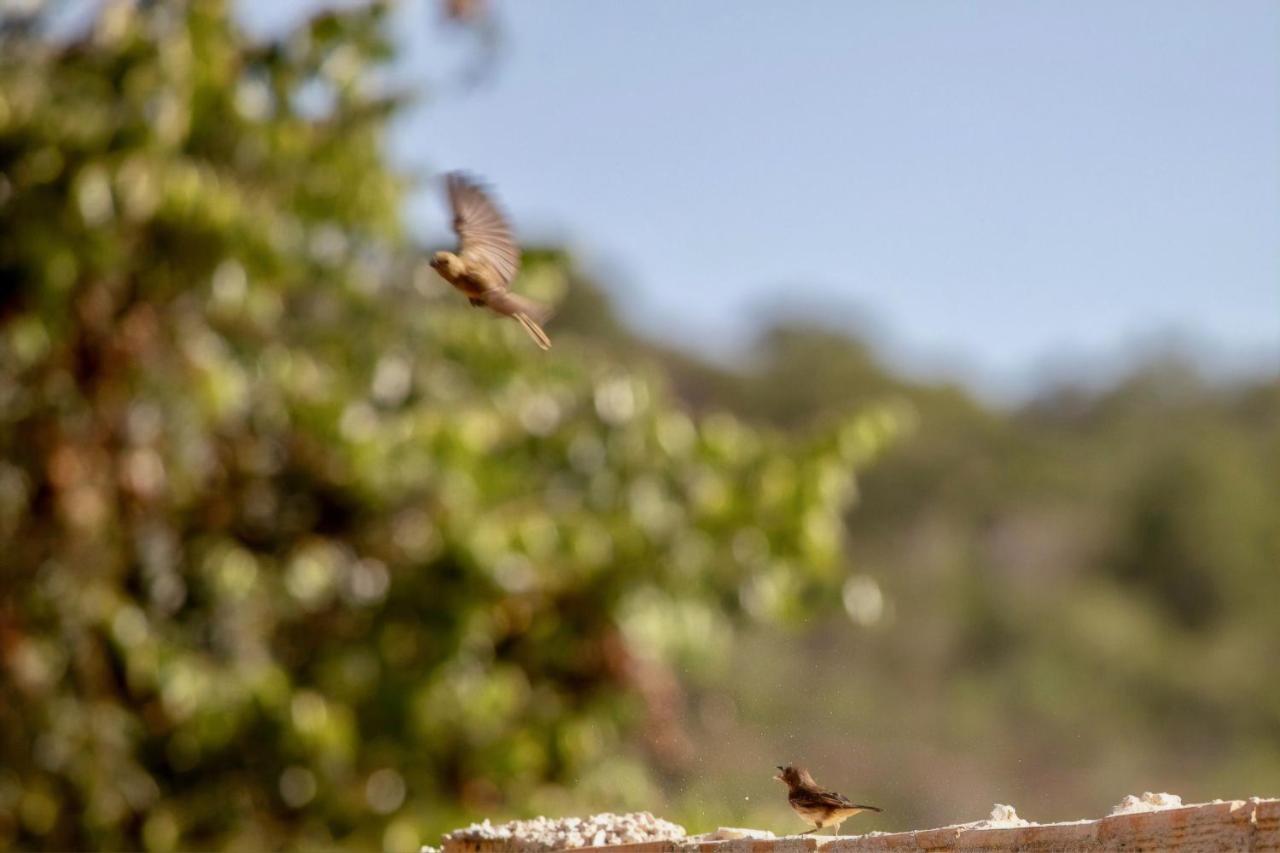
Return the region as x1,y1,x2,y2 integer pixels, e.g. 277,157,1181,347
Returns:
431,172,551,349
773,764,881,835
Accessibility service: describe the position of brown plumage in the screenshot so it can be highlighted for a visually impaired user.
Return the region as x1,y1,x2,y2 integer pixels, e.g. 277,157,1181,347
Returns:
431,172,551,350
773,765,881,835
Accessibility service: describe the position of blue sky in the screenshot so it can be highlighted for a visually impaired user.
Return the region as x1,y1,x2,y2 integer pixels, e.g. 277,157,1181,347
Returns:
249,1,1279,394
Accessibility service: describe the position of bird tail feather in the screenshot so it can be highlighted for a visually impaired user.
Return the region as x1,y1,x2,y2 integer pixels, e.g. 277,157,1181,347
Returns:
484,291,553,349
514,312,551,350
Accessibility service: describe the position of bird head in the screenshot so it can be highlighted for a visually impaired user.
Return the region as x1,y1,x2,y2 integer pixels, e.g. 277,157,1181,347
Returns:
773,765,816,789
430,250,464,279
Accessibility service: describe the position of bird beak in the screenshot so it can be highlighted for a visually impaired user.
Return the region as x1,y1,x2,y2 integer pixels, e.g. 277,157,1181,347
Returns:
773,766,785,782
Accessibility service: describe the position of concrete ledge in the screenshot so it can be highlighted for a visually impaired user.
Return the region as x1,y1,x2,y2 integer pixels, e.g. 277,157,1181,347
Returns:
556,798,1280,853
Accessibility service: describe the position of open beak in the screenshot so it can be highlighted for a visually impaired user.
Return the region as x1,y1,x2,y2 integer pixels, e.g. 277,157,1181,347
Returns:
773,766,785,783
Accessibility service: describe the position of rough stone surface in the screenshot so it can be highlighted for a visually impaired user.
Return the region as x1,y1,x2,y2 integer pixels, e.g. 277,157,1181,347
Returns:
439,812,686,853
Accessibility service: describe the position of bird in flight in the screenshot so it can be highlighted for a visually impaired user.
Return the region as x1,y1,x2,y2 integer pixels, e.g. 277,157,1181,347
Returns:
773,764,881,835
431,172,551,350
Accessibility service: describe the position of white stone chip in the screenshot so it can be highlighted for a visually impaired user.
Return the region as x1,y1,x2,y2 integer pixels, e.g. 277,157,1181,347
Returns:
694,827,777,840
965,803,1033,829
1109,792,1184,815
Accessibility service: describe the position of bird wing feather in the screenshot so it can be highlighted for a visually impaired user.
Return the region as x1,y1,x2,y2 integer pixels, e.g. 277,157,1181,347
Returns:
795,789,881,813
829,791,881,812
447,172,521,289
815,791,856,809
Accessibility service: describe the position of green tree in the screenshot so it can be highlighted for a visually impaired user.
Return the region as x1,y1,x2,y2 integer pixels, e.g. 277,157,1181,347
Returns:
0,2,896,849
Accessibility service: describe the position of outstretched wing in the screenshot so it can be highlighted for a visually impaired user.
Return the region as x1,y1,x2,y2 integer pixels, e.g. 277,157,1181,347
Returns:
446,172,520,289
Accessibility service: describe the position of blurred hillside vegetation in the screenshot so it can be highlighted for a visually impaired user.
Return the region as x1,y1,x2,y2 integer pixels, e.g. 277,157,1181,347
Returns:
0,2,899,849
558,288,1280,833
2,2,1279,851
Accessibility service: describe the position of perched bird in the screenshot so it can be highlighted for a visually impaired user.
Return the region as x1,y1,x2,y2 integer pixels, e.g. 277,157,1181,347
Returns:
773,764,881,835
431,172,552,349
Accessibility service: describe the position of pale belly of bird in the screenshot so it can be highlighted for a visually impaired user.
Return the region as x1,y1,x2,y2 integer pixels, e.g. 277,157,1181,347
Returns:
790,800,861,827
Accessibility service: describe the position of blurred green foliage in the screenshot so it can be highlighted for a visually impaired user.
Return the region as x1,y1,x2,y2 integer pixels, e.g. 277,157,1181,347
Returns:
0,2,900,850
